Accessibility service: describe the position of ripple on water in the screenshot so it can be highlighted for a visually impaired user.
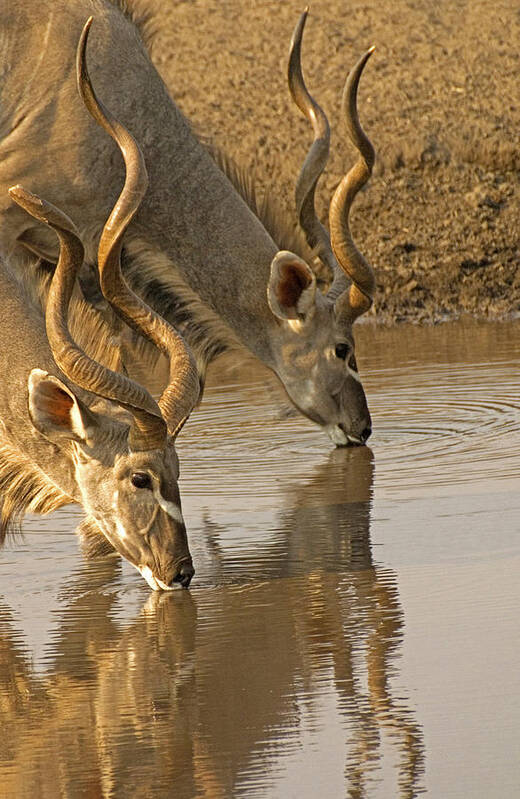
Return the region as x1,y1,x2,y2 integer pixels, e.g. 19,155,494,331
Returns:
175,354,520,505
365,360,520,495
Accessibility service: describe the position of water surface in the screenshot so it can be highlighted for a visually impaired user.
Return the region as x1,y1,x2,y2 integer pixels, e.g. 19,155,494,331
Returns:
0,319,519,798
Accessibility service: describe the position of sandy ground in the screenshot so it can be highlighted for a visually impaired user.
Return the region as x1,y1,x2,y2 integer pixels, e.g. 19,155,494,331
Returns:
134,0,518,324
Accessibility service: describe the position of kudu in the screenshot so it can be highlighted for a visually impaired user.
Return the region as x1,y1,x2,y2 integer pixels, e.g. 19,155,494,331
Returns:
0,21,200,591
0,1,376,446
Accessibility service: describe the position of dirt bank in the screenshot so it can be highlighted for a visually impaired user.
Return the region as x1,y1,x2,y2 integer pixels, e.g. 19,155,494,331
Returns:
137,0,519,324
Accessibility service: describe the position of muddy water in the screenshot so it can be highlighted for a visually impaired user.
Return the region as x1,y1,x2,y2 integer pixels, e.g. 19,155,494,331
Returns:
0,319,519,798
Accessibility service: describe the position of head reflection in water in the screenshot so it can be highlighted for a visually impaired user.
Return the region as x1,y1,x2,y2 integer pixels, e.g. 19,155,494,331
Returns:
0,445,425,797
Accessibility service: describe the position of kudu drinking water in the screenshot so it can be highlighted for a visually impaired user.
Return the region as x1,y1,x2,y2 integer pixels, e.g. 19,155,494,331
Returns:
0,1,376,446
0,21,200,590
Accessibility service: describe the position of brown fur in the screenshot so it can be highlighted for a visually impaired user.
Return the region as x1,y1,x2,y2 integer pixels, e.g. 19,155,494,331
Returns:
107,0,158,52
16,256,124,373
76,516,116,558
206,144,318,269
121,238,241,374
0,439,71,541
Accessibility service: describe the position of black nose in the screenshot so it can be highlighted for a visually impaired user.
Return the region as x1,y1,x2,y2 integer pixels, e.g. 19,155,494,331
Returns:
173,561,195,589
361,426,372,443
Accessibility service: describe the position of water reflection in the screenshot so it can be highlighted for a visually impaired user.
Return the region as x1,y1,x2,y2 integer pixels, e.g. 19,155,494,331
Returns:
2,319,519,796
0,445,424,798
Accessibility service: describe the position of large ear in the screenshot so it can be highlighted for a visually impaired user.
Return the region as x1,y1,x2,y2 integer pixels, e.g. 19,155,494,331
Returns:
28,369,97,444
267,250,317,322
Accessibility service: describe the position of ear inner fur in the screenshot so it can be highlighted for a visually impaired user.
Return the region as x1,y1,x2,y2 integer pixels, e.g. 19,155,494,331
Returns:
277,262,312,309
34,381,74,430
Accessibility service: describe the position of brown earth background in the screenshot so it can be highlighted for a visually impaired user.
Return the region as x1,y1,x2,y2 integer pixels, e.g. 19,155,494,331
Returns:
135,0,518,324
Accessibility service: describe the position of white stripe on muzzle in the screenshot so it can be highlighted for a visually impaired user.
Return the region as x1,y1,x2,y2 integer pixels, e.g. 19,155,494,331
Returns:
153,489,184,524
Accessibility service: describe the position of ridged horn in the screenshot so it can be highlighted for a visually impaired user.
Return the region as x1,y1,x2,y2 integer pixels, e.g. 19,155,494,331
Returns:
288,9,337,274
8,186,167,450
76,18,200,438
328,47,376,321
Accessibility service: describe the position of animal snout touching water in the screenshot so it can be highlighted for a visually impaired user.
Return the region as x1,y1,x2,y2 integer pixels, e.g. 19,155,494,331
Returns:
2,19,199,591
265,10,376,446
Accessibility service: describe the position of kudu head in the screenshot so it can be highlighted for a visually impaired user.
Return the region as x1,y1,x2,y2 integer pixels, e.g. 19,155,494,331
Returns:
9,19,200,591
267,11,375,446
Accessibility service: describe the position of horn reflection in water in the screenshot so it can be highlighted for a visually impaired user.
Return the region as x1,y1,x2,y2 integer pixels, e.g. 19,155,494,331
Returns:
0,436,424,798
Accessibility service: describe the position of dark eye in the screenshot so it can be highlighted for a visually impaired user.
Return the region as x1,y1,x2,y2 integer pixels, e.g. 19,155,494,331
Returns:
335,343,349,360
131,472,152,490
